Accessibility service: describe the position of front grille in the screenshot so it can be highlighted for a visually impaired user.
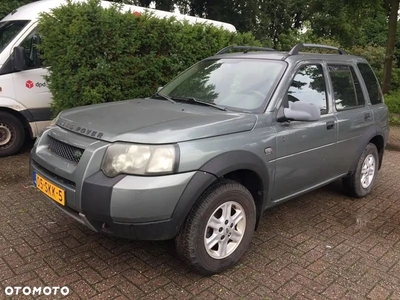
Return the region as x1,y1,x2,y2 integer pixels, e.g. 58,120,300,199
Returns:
48,136,84,164
32,160,76,188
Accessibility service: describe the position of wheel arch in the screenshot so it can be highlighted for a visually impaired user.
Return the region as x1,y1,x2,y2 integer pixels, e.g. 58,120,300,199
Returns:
369,135,385,170
0,106,33,138
349,127,385,175
221,169,265,230
171,151,270,238
349,130,385,174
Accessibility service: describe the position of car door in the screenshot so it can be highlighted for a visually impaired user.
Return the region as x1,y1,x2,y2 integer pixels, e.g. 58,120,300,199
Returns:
11,26,52,122
327,63,374,175
356,62,388,137
272,62,339,202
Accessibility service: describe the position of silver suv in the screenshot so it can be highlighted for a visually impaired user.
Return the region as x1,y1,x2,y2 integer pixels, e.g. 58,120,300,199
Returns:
30,43,389,275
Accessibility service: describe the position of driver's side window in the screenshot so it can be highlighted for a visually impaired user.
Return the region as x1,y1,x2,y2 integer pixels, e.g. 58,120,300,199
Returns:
19,28,42,70
288,64,328,114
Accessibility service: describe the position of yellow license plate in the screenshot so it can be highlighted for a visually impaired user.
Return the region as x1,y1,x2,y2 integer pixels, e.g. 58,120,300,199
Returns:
35,173,65,206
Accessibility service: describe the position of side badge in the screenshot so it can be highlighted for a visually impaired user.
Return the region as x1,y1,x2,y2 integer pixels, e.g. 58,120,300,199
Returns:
264,148,273,155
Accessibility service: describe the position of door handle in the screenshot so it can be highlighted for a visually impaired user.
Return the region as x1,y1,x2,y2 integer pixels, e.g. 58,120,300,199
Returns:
364,113,372,121
326,121,335,130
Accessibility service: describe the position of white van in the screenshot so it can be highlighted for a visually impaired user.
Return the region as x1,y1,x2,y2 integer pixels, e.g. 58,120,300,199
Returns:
0,0,236,157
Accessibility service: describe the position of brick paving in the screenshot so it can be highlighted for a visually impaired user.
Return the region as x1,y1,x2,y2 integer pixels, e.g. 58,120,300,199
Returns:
0,130,399,299
388,126,400,151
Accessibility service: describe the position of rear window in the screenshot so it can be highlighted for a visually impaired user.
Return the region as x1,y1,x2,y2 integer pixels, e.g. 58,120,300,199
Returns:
357,63,383,105
328,65,365,111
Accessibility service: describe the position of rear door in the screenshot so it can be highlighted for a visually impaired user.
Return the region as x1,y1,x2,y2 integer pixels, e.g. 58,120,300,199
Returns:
356,62,389,137
328,63,374,174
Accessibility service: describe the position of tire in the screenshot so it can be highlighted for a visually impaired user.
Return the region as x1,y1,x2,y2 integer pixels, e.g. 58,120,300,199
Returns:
342,143,379,198
0,112,25,157
175,179,256,275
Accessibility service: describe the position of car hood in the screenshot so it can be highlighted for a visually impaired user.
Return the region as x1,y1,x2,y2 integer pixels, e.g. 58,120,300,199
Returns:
56,98,257,144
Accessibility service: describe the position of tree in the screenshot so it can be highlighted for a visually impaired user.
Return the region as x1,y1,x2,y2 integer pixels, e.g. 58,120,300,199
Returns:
382,0,399,94
175,0,260,34
306,0,384,47
155,0,174,11
255,0,307,47
0,0,34,20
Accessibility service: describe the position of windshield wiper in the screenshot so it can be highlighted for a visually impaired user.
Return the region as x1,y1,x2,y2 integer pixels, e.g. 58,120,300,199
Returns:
152,92,176,104
171,96,227,111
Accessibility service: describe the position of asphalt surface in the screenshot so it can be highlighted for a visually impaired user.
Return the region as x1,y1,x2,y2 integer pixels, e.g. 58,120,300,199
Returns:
0,127,399,299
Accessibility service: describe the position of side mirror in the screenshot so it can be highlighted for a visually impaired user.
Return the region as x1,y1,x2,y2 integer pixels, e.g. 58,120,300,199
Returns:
157,86,163,92
278,101,321,122
11,46,26,71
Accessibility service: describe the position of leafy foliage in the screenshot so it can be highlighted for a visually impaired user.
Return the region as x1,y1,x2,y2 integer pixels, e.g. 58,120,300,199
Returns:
0,0,32,20
37,0,260,114
385,90,400,114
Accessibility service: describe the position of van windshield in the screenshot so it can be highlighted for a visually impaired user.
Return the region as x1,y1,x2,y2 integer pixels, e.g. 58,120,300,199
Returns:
0,20,29,54
159,58,286,112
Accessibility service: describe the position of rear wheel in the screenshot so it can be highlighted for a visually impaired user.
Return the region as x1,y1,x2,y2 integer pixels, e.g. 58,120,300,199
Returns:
342,143,379,198
175,180,256,275
0,112,25,157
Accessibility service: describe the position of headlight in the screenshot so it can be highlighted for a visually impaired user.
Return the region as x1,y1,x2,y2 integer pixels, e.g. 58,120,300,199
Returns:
101,143,178,177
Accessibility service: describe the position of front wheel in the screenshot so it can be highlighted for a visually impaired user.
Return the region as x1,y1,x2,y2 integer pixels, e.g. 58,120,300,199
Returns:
0,112,25,157
175,180,256,275
342,143,379,198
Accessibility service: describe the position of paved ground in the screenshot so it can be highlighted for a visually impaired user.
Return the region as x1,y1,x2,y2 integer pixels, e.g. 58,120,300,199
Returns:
0,127,399,299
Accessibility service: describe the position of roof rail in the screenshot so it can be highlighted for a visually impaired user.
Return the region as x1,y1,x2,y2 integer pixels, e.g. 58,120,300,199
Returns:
288,43,347,55
216,45,274,55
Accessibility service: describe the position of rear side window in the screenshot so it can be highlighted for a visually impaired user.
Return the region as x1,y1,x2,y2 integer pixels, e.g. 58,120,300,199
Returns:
328,65,365,111
357,63,383,105
351,67,365,106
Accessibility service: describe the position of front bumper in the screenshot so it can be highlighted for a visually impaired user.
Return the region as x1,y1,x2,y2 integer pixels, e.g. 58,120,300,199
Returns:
30,127,215,240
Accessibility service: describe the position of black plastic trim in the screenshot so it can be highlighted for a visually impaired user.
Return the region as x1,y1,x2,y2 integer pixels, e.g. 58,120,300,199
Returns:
167,171,217,235
81,171,125,222
198,151,268,193
163,152,270,235
29,107,53,122
98,218,179,240
18,108,52,122
199,151,270,227
19,109,35,122
348,128,385,173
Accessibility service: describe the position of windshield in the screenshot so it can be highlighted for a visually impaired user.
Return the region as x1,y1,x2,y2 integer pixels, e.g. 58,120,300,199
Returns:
0,20,29,54
159,58,286,112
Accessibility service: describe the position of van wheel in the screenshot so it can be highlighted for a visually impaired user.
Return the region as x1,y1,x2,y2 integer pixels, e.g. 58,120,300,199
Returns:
175,180,256,275
0,112,25,157
342,143,379,198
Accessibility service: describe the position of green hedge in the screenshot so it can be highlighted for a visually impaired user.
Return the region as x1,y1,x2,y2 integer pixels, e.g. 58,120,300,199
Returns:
385,91,400,114
37,0,260,115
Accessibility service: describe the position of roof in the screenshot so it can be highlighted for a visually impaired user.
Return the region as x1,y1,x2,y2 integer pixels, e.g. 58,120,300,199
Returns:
209,44,369,64
1,0,236,32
